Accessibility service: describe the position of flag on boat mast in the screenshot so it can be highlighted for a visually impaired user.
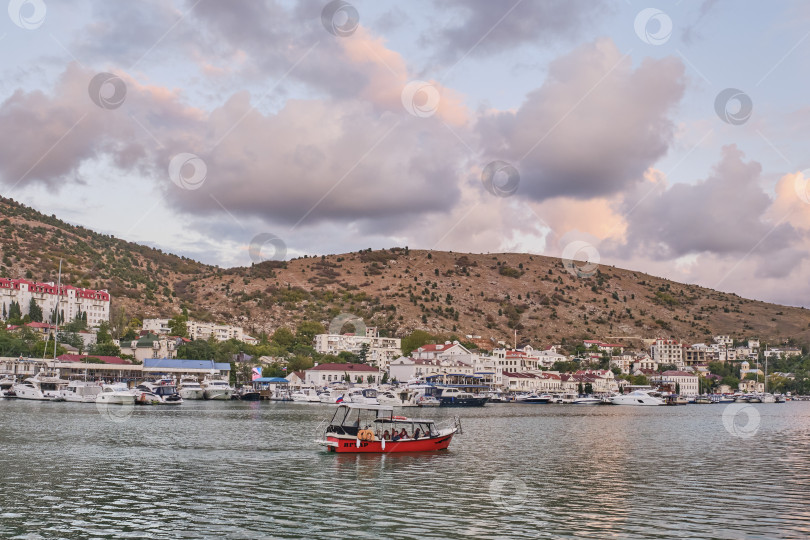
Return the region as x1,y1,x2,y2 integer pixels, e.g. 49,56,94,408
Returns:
251,367,262,381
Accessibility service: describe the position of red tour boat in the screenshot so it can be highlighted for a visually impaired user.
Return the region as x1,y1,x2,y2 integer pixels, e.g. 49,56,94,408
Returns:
316,403,461,453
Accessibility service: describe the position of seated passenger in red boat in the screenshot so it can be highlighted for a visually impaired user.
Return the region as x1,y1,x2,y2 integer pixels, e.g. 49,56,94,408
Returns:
383,430,390,440
398,428,408,440
413,428,421,439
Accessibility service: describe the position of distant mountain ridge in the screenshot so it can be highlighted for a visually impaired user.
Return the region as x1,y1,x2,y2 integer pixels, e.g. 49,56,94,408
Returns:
1,196,808,348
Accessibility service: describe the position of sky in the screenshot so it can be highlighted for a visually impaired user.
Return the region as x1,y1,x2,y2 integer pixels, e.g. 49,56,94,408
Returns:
1,0,810,308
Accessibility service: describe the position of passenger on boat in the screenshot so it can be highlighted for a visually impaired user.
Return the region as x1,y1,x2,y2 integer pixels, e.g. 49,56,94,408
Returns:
413,428,421,439
383,430,390,440
398,428,408,440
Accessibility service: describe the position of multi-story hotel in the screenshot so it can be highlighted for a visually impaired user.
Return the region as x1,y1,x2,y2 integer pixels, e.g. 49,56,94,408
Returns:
0,278,110,327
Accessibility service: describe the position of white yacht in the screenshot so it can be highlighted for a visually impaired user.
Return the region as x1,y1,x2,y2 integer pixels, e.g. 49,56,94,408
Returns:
60,381,103,403
376,390,401,406
572,396,602,405
291,388,321,402
318,389,345,404
610,389,665,406
201,374,234,400
13,371,68,400
0,376,16,398
135,381,183,405
346,388,379,405
178,377,205,400
550,393,576,404
96,383,137,405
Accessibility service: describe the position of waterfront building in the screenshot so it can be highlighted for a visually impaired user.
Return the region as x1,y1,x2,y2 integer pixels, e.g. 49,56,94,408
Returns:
118,334,181,363
304,362,381,385
649,370,699,396
389,357,475,382
651,338,684,368
313,327,401,370
0,278,110,327
412,341,470,360
738,379,765,393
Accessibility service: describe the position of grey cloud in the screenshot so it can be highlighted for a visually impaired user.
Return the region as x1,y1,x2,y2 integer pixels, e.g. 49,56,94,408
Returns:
425,0,608,61
477,39,685,202
616,145,800,260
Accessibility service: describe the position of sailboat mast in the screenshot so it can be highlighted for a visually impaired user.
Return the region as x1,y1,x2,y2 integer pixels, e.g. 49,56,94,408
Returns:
53,259,62,360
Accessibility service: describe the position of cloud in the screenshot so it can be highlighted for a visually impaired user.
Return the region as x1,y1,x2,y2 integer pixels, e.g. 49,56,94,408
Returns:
425,0,608,60
477,38,686,202
616,145,799,261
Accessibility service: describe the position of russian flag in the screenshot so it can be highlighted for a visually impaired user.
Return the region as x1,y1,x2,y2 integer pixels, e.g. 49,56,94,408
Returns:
336,395,344,403
251,367,262,381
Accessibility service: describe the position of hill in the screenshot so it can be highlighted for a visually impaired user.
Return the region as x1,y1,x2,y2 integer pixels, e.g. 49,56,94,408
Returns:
1,196,808,349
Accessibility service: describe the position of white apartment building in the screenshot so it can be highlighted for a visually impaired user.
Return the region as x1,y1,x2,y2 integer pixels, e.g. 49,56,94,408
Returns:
142,318,171,334
313,327,401,370
0,278,110,327
388,357,475,382
713,335,733,347
651,338,684,368
186,320,245,342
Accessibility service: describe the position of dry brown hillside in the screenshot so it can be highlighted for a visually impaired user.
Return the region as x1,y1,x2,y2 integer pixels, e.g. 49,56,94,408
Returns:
2,196,809,348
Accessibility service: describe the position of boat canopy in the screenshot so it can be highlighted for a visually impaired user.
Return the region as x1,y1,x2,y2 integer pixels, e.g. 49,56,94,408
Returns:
252,377,289,383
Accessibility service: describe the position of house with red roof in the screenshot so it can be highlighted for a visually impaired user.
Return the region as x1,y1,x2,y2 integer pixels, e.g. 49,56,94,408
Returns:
305,362,381,385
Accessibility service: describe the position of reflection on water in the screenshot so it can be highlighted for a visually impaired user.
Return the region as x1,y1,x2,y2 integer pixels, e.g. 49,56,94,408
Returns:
0,400,808,538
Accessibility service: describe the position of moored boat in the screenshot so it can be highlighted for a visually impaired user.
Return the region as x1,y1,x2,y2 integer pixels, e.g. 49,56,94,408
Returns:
571,396,601,405
12,371,68,401
518,393,551,404
60,380,103,403
135,381,183,405
201,374,234,400
316,403,460,453
439,387,488,407
178,377,205,400
610,389,665,406
96,382,136,405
